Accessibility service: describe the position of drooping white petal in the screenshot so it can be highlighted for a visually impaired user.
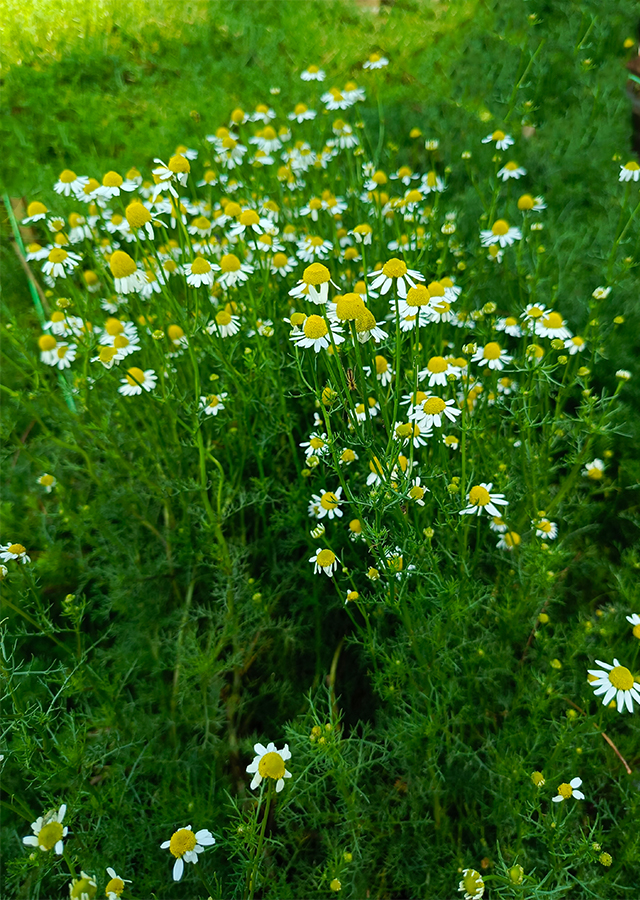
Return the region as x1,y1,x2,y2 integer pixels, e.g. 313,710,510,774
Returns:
173,857,184,881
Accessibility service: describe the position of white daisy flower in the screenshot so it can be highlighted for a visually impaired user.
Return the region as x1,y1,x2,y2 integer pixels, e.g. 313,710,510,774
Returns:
496,316,522,337
320,88,354,110
97,171,138,199
0,542,30,564
185,257,218,287
481,130,514,150
309,547,339,577
497,161,527,181
412,395,461,430
419,355,455,387
271,252,296,276
246,741,292,792
296,235,334,262
496,531,521,551
208,309,241,338
588,658,640,713
37,473,57,492
291,315,344,353
200,393,228,416
480,219,522,248
289,262,337,305
288,102,317,123
23,804,67,853
109,250,147,294
160,826,215,882
53,169,89,196
118,368,157,396
41,248,82,279
471,342,512,371
301,65,325,81
583,459,605,480
408,476,429,506
46,342,77,370
374,354,393,386
619,161,640,182
25,242,50,260
520,303,551,324
458,868,485,899
534,518,558,539
552,776,585,802
22,200,49,222
420,171,446,194
250,103,276,123
459,483,508,518
217,253,254,288
534,311,572,340
489,515,508,533
626,613,640,638
363,52,389,69
105,867,132,900
368,258,424,299
443,434,460,450
565,336,586,355
309,486,343,520
300,432,329,459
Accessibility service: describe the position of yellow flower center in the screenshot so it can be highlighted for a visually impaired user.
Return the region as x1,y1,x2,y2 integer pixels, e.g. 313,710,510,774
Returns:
112,335,129,350
310,437,325,450
168,325,185,341
220,254,241,273
425,171,438,188
320,492,339,510
316,549,336,568
308,65,319,73
633,624,640,639
469,485,491,506
255,103,269,114
125,367,145,386
272,253,288,268
349,518,362,533
191,257,212,274
37,821,63,850
8,543,26,554
492,130,506,140
105,876,125,896
216,310,232,326
462,870,484,896
206,395,220,407
192,215,211,231
59,169,77,183
48,248,68,263
39,334,57,351
491,219,510,236
346,591,359,603
102,171,123,187
168,154,190,174
382,258,407,278
410,485,425,500
405,284,430,308
355,309,376,333
557,783,573,799
405,189,423,203
503,531,520,548
99,346,118,363
587,465,603,480
505,161,519,171
240,210,260,226
169,828,197,858
609,665,633,691
225,201,242,217
110,251,137,279
40,474,55,486
542,312,563,329
427,356,448,373
423,397,446,415
375,355,388,374
303,315,328,340
518,194,534,210
335,293,365,321
27,200,47,216
624,161,640,171
483,342,502,360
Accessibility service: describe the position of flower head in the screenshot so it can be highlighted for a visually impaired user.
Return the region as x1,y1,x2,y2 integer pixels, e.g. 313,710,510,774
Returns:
105,867,131,900
23,803,67,854
459,483,508,518
160,826,216,881
588,658,640,713
309,547,338,576
552,776,585,802
0,542,31,564
458,868,485,899
246,741,292,792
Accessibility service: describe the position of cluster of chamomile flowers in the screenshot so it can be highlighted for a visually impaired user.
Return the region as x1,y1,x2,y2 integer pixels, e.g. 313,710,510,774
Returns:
20,742,291,892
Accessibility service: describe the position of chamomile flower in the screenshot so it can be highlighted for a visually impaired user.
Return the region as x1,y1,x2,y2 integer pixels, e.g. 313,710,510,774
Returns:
588,658,640,713
517,193,546,211
185,257,217,287
496,316,522,337
480,219,522,248
355,397,380,422
271,252,296,276
412,395,461,430
368,258,424,298
200,393,228,416
471,342,512,371
408,476,429,506
109,250,146,294
208,309,240,338
564,336,586,354
420,170,446,194
291,315,344,353
419,355,454,387
301,65,325,81
496,531,521,550
619,161,640,182
246,741,292,792
583,459,605,480
458,869,485,899
296,235,334,262
300,433,329,459
160,826,215,882
443,434,459,450
53,169,89,196
309,487,343,520
250,103,276,123
534,518,558,539
22,200,48,222
118,368,157,396
363,52,389,69
97,171,138,199
482,130,514,150
23,804,67,853
459,483,508,518
42,248,82,279
521,302,550,324
288,102,317,123
374,355,393,386
48,342,77,370
105,868,131,899
552,777,585,802
217,253,254,288
69,872,97,900
309,548,339,576
321,88,353,111
37,474,57,493
489,515,508,533
354,308,388,344
626,613,640,638
497,161,527,181
535,311,572,340
1,542,30,564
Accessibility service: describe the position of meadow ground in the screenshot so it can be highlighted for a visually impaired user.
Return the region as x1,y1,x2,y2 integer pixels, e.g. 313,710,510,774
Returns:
1,1,639,898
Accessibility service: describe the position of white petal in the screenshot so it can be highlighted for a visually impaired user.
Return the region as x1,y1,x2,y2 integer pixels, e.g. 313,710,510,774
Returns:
624,691,633,713
160,840,171,849
246,759,259,773
106,868,117,878
253,742,268,755
250,772,262,790
23,836,39,847
195,829,215,845
595,659,613,670
570,777,582,788
54,840,64,855
276,778,284,792
280,744,292,761
184,850,198,863
173,857,184,881
265,742,276,752
573,790,585,800
602,685,616,706
58,804,67,822
552,795,563,802
616,690,625,713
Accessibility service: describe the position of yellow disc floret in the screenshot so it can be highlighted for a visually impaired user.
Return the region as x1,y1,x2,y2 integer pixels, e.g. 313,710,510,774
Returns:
169,828,197,858
110,251,136,279
469,485,491,507
609,665,633,691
